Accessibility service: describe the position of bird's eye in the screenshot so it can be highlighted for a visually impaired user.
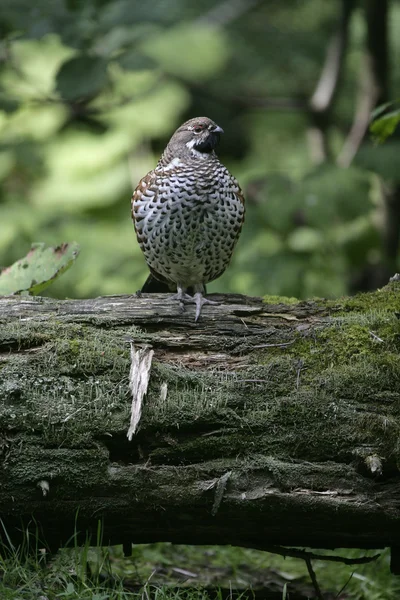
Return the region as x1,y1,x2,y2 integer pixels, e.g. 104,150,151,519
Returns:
193,125,204,133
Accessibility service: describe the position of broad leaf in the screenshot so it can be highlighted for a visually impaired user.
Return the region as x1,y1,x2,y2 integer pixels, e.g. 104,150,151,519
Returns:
0,242,80,296
370,108,400,143
55,56,108,101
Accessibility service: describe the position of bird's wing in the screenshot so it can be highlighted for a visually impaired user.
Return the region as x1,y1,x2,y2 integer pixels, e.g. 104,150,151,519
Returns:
132,168,178,288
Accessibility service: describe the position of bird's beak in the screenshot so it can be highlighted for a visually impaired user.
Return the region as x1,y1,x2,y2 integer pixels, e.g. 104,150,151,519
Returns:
212,125,224,134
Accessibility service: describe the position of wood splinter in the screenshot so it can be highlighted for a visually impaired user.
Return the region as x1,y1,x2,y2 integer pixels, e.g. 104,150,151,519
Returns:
127,343,154,440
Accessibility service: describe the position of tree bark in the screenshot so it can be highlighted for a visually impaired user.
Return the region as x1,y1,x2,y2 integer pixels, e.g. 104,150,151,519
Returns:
0,286,399,553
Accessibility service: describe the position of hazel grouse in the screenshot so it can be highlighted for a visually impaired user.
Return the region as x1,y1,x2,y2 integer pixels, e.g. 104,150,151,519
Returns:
131,117,245,320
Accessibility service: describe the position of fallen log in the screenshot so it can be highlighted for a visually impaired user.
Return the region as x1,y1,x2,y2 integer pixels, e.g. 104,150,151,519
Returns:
0,284,399,555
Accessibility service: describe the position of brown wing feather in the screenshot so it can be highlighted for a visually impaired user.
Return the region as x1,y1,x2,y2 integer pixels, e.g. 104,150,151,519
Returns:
132,169,196,290
131,171,153,235
131,170,172,286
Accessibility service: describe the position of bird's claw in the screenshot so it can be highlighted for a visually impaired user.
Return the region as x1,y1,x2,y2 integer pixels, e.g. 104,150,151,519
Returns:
169,291,219,321
193,293,219,321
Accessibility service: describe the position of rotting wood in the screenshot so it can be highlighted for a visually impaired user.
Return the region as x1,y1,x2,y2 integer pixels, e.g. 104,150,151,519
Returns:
0,285,399,553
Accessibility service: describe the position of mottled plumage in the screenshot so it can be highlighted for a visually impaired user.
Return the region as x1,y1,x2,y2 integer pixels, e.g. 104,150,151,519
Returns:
131,117,245,320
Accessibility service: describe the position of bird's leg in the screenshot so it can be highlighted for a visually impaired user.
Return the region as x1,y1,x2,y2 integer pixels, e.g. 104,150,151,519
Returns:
186,284,219,321
169,285,192,303
170,285,219,321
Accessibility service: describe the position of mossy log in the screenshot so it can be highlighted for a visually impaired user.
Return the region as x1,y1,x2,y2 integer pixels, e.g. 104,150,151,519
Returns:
0,284,399,554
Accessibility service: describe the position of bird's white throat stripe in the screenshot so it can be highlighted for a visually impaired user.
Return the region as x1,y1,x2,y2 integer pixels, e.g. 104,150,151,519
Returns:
186,139,197,150
164,157,185,171
186,139,208,159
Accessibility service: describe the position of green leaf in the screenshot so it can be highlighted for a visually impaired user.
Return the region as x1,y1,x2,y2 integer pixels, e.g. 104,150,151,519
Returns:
65,581,75,595
370,101,396,120
370,108,400,143
0,94,19,113
0,242,80,296
55,56,108,101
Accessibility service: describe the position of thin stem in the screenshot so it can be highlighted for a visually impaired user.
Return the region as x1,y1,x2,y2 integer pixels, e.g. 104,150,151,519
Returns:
305,557,325,600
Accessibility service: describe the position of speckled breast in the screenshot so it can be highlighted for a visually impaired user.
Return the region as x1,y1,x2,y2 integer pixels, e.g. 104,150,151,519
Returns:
132,160,245,288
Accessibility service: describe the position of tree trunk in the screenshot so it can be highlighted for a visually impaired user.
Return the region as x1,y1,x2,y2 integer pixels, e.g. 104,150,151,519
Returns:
0,285,399,553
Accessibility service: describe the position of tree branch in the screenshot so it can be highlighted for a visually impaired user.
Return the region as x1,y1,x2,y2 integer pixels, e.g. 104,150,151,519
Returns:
307,0,356,164
257,546,381,566
337,0,389,168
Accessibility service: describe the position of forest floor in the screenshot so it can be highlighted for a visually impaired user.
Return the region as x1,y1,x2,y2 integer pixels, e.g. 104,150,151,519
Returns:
0,540,397,600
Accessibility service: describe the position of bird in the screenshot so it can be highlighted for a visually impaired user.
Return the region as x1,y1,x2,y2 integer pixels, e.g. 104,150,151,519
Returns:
131,116,245,321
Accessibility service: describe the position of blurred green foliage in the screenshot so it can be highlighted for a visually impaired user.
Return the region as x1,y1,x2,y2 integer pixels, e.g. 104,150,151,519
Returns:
0,0,399,300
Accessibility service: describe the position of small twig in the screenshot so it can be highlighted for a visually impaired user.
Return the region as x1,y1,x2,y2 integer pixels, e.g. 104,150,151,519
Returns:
171,567,198,578
305,557,325,600
335,571,354,599
239,317,249,329
253,341,295,349
369,330,384,343
258,545,381,566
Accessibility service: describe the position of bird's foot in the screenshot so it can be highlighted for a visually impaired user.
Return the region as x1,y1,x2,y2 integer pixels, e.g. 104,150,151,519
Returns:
168,291,193,303
169,291,219,321
168,291,193,314
192,292,219,322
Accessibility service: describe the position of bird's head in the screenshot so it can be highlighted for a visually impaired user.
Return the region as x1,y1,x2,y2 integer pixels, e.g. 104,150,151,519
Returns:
167,117,224,157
